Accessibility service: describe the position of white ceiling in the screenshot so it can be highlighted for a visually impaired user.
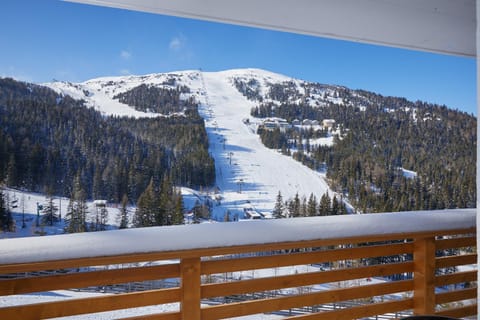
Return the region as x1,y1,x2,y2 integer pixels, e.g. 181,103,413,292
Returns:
66,0,476,57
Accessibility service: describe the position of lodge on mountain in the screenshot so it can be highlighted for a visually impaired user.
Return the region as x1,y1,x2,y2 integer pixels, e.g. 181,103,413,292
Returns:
261,118,291,132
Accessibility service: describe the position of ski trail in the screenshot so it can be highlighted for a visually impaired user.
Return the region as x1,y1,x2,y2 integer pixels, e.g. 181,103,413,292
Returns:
199,71,331,220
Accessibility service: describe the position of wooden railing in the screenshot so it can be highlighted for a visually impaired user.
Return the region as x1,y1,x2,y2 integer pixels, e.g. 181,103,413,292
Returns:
0,209,476,319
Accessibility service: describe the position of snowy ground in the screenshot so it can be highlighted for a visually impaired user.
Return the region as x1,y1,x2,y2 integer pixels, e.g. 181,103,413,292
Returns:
0,189,125,239
0,290,282,319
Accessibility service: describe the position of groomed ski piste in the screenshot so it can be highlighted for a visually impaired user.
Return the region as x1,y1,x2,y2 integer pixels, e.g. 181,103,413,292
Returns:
198,69,332,220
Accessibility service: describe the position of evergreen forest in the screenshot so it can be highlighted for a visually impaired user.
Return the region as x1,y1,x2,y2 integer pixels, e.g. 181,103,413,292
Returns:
0,78,215,208
246,81,476,213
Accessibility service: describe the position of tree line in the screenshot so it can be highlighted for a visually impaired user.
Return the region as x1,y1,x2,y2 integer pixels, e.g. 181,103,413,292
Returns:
0,77,215,207
245,80,476,213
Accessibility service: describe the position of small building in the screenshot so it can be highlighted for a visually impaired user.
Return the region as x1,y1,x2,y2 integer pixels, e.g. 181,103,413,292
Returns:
277,120,291,132
93,200,107,208
263,121,277,130
322,119,336,129
243,208,263,220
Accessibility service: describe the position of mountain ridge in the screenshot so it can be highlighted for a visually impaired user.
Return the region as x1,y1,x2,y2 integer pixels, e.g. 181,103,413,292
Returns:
0,68,476,227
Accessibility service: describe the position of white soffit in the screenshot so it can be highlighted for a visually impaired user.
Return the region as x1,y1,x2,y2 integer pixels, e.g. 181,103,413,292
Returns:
65,0,476,57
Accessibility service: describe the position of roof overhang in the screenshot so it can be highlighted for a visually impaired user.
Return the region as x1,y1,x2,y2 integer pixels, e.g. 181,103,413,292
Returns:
65,0,476,58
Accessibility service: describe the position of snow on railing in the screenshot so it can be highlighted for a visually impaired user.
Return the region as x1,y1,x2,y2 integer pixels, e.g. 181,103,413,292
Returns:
0,209,475,265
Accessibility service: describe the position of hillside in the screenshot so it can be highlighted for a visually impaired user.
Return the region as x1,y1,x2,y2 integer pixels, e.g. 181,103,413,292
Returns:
0,68,476,233
43,69,336,219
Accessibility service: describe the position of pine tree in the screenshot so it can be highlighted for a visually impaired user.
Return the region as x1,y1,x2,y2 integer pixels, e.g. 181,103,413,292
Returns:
65,177,88,233
273,191,285,219
133,179,157,227
319,192,331,216
118,194,129,229
158,175,172,225
169,187,184,225
291,193,301,217
331,195,339,215
42,192,59,226
307,193,318,216
0,187,9,231
300,196,307,217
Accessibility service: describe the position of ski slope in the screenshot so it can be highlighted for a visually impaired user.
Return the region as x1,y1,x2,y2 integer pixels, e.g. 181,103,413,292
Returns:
198,70,331,219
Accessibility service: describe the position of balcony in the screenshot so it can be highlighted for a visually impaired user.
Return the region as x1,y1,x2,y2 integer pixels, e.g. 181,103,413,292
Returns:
0,209,476,319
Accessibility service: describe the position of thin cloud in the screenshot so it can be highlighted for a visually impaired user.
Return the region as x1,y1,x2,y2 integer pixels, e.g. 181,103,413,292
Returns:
119,69,131,76
168,34,194,61
169,35,186,51
120,50,132,60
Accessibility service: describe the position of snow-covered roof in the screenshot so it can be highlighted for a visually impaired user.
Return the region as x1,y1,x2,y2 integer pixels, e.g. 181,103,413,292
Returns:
0,209,475,265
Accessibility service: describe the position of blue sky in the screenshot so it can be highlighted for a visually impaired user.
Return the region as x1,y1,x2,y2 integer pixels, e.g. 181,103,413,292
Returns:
0,0,476,114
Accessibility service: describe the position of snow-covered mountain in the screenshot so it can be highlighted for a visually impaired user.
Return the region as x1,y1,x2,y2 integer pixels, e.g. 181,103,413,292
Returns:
44,68,336,219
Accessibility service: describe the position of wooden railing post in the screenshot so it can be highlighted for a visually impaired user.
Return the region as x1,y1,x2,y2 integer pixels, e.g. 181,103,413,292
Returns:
413,236,436,315
180,257,201,320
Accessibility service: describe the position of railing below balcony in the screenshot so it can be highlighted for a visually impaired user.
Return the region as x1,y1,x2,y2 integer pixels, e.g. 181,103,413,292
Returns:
0,209,477,320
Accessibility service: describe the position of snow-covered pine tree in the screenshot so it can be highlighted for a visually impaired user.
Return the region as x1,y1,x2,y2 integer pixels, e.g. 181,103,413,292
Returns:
0,187,10,231
273,191,284,219
42,193,59,226
65,177,88,233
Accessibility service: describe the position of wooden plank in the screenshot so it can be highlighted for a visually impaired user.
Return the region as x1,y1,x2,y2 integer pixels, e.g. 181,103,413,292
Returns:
203,242,413,275
435,287,477,304
201,280,413,320
435,236,476,250
413,237,435,315
435,270,477,286
0,254,181,274
180,258,201,320
202,262,414,298
120,311,180,320
0,288,180,320
435,253,477,269
436,304,477,318
0,263,179,296
286,299,413,319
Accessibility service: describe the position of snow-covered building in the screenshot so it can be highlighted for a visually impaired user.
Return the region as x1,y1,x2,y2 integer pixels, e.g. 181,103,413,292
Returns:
93,199,107,208
262,118,290,132
322,119,336,129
